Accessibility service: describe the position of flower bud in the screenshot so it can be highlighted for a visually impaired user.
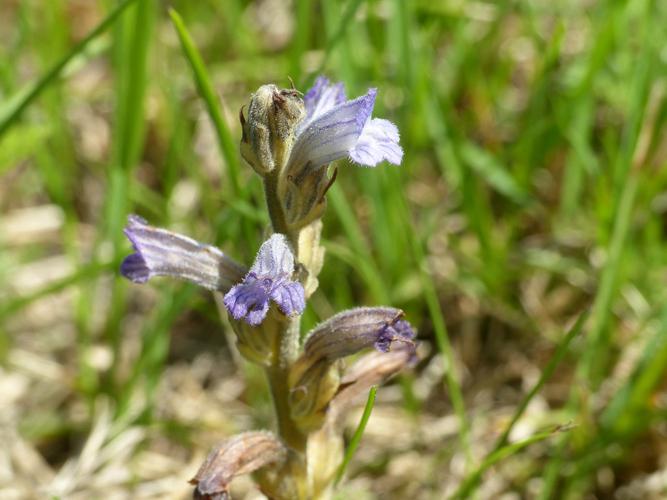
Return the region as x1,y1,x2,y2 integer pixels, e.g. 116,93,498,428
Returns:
240,84,305,175
300,307,414,367
287,307,416,428
190,431,286,500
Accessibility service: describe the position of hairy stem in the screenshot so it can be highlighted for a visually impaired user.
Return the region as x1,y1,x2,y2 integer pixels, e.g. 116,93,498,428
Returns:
267,364,307,453
264,170,289,235
263,171,306,453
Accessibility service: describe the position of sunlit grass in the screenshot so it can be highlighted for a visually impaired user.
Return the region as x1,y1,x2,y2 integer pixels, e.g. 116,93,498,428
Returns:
2,0,667,498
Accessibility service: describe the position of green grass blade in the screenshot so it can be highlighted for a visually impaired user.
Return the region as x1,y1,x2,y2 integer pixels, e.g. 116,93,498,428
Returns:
335,385,377,485
392,185,472,465
112,0,155,172
102,0,156,389
0,262,110,320
450,425,574,500
168,8,242,196
289,0,311,80
308,0,365,83
580,175,638,385
328,185,389,304
458,142,529,205
493,311,588,452
0,0,139,139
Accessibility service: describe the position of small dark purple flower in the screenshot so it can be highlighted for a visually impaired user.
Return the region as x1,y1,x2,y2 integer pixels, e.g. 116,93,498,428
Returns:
223,234,305,326
301,307,417,363
120,215,245,292
286,76,403,181
288,307,417,420
374,318,415,353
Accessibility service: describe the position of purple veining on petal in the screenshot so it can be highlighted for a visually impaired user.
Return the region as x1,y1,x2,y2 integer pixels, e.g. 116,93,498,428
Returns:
349,118,403,166
287,89,377,175
270,280,306,316
120,215,245,291
299,76,347,134
223,273,273,326
250,234,294,277
223,234,305,326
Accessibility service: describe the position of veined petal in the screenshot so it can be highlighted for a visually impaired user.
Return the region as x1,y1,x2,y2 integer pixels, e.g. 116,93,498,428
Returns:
298,76,347,134
287,307,416,421
120,215,245,292
349,118,403,166
270,280,306,316
223,279,271,326
286,89,376,176
250,234,295,277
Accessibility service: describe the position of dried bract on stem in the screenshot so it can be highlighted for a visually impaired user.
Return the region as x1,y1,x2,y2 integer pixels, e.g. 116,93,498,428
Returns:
190,432,286,500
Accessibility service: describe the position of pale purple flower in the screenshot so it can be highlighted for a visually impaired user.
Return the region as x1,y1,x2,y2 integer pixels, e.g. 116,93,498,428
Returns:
223,234,305,326
285,76,403,180
120,215,246,292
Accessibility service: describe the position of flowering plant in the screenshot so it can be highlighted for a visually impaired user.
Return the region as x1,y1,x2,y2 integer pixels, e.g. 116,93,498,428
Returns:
121,77,416,499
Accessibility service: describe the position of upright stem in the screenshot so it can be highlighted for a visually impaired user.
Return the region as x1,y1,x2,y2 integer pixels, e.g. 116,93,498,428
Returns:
264,170,303,368
264,170,289,235
267,364,306,452
263,170,306,452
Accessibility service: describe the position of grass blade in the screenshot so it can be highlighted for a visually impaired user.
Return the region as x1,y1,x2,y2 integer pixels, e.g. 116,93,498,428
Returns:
307,0,365,84
168,8,242,196
493,310,589,451
335,385,378,485
0,0,139,139
450,424,574,500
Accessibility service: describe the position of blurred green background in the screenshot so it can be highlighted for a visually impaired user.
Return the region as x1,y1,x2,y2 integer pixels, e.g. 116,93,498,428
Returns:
2,0,667,498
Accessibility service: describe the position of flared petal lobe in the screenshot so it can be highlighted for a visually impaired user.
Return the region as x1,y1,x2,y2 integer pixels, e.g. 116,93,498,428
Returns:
223,234,305,326
223,277,271,326
120,215,245,292
349,118,403,166
270,280,306,316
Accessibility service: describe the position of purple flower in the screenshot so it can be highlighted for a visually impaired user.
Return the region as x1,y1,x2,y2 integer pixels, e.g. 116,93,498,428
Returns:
223,234,305,326
285,76,403,180
374,317,415,353
120,215,246,292
288,307,417,420
301,307,416,363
